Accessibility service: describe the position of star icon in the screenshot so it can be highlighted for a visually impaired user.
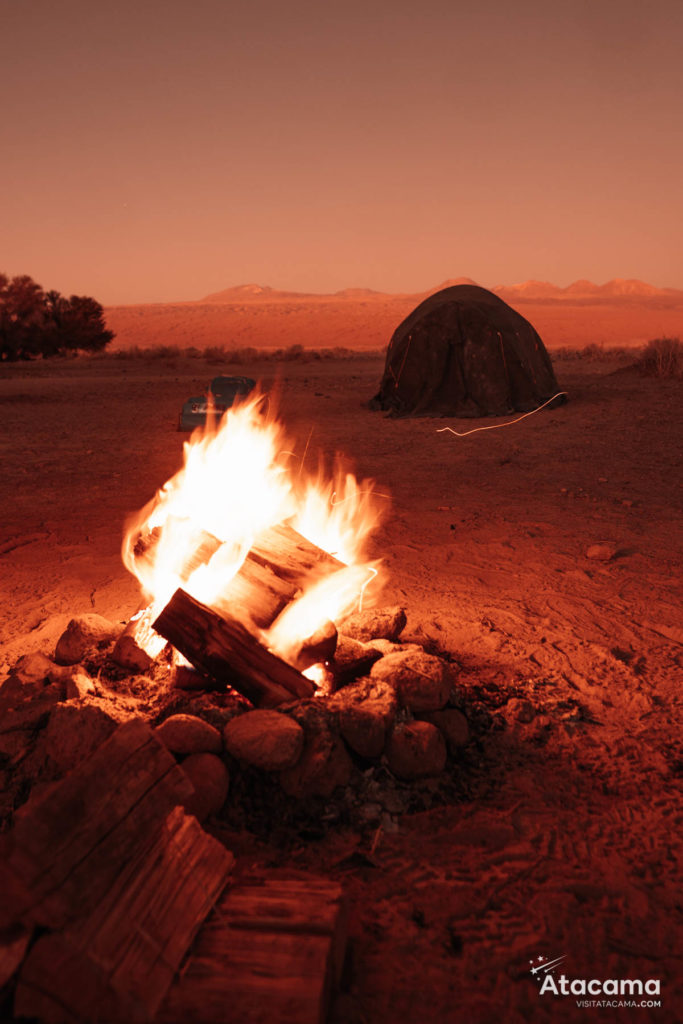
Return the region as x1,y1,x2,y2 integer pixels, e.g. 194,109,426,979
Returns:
537,955,545,962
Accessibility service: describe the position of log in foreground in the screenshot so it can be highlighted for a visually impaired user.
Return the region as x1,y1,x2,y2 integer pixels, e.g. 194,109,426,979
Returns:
2,720,234,1023
153,589,315,706
159,878,347,1024
0,718,195,931
15,807,233,1024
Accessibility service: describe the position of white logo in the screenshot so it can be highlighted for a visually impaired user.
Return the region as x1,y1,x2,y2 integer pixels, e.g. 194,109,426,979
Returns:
529,954,567,980
528,954,662,1009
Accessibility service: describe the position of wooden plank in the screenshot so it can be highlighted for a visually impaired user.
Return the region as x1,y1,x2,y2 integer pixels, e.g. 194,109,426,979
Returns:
0,719,194,930
15,933,133,1024
0,924,32,991
153,589,315,706
159,878,347,1024
14,807,234,1023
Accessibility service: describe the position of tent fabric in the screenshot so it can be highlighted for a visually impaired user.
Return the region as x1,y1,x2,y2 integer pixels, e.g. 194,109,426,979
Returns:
370,284,562,417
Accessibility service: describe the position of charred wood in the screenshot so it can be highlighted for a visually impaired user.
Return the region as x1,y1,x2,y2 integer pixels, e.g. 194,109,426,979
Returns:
153,589,315,707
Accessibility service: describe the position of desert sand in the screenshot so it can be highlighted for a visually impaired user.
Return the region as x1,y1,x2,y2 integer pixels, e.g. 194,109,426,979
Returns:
104,279,683,353
1,343,681,1021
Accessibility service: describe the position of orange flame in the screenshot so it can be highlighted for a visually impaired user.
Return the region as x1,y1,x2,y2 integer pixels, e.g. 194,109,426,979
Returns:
122,392,385,662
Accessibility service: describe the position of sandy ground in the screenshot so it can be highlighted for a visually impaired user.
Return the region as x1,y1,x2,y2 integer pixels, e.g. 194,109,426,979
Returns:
104,291,683,352
1,353,681,1022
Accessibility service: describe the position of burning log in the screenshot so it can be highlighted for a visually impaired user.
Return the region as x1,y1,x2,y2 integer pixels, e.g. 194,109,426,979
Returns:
249,522,344,584
131,518,223,584
214,553,300,629
153,589,315,707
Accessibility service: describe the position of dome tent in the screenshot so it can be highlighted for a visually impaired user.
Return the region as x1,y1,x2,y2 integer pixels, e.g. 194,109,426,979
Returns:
370,284,562,417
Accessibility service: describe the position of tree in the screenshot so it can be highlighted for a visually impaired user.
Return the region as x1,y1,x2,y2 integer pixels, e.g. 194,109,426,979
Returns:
0,274,115,360
0,274,46,360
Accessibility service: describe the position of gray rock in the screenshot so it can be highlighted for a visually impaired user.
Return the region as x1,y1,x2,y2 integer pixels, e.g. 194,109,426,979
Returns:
280,729,352,798
181,753,230,822
386,721,447,779
290,620,338,670
0,661,67,711
279,698,337,734
13,652,68,685
55,614,119,665
156,714,223,755
585,542,617,561
65,671,96,700
0,653,70,711
223,709,303,770
110,633,153,672
341,606,407,643
371,650,451,712
368,639,423,656
331,634,382,687
339,704,385,758
330,677,397,759
419,708,470,752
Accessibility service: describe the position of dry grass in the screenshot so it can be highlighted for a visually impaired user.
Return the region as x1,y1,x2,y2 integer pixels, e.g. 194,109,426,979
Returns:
91,340,683,378
636,336,682,378
98,344,384,364
551,342,636,362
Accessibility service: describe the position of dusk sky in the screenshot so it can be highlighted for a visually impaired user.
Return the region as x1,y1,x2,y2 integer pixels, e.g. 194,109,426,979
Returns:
2,0,682,304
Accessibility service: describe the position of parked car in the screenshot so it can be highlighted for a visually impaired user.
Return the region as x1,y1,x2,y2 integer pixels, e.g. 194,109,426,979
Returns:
178,375,256,431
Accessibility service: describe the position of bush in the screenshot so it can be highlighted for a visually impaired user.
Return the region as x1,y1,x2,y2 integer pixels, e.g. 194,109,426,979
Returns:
637,337,682,378
203,346,227,362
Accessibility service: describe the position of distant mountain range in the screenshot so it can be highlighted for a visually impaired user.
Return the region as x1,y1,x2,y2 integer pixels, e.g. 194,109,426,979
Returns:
199,278,683,304
200,283,393,302
494,278,682,301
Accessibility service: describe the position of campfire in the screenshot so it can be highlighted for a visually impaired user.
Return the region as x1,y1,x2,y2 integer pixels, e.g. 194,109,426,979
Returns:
1,389,471,813
118,391,385,701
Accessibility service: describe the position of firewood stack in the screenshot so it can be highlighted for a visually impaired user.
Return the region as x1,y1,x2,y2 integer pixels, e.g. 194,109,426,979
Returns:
0,720,347,1023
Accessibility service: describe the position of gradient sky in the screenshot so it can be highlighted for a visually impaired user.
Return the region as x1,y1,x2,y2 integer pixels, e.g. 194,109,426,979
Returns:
2,0,682,304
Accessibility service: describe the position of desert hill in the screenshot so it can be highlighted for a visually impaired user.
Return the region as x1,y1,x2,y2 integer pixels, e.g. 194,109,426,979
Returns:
104,277,683,352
